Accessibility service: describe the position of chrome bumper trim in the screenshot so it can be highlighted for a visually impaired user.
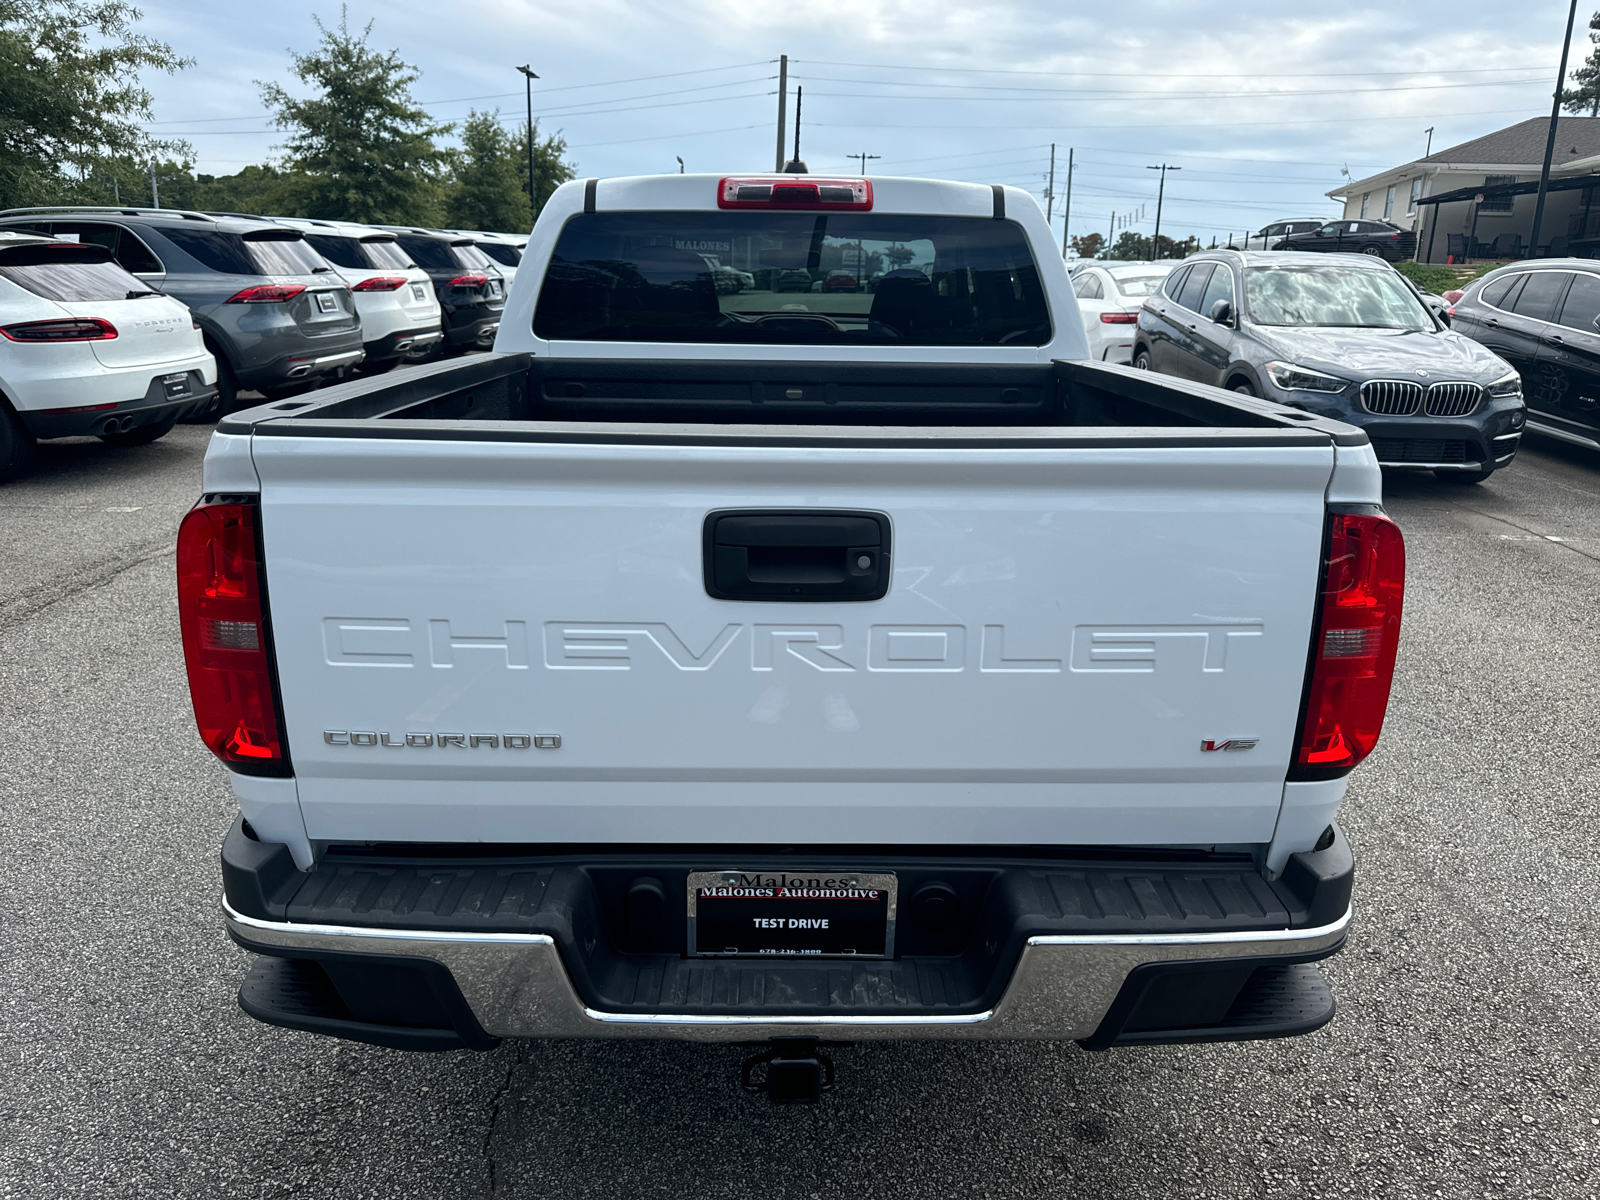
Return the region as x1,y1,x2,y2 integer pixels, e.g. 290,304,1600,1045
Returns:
224,899,1351,1042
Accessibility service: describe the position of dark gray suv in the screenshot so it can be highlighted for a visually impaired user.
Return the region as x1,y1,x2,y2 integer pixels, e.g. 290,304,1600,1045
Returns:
1133,250,1526,483
0,207,364,418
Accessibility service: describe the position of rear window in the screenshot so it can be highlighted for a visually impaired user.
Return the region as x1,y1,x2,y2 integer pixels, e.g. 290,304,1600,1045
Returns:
161,228,326,276
477,243,521,267
304,234,367,271
360,238,414,270
533,212,1051,345
0,246,146,302
1110,273,1170,297
453,243,496,271
396,236,456,272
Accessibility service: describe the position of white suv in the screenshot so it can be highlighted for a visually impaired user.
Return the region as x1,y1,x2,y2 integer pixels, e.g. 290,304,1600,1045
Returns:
0,231,215,480
272,219,443,371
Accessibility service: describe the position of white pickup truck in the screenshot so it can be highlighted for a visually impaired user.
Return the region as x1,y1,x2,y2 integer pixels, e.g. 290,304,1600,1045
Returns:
183,173,1402,1100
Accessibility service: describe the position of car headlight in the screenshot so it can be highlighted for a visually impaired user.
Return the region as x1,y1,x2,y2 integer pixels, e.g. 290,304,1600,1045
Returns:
1265,361,1349,393
1484,370,1522,399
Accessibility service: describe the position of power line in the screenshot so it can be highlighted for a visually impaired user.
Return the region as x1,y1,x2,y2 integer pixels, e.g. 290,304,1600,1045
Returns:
792,57,1558,79
791,75,1551,100
812,105,1542,132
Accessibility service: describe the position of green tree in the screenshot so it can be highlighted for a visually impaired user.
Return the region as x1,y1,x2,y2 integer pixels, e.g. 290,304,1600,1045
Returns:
444,110,532,232
515,119,576,220
1069,232,1104,260
0,0,190,207
259,8,453,224
1107,231,1200,260
1563,12,1600,116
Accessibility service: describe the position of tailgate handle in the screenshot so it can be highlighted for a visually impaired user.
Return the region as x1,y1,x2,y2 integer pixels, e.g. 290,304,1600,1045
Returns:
704,510,891,602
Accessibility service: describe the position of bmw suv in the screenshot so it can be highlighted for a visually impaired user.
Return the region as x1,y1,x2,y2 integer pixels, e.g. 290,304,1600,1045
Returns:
0,207,364,418
1133,250,1525,483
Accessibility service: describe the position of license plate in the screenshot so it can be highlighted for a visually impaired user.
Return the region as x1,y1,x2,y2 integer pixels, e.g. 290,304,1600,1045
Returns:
489,280,502,297
162,372,189,398
315,292,338,313
688,870,896,958
411,283,428,301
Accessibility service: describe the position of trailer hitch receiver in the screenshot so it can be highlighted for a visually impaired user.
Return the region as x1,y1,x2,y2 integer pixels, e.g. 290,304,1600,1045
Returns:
742,1038,837,1104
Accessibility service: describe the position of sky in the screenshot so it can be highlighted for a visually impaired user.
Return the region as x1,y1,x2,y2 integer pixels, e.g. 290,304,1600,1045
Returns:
130,0,1582,247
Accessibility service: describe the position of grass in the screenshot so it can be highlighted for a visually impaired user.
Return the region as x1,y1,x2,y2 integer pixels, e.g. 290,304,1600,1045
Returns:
1392,260,1499,294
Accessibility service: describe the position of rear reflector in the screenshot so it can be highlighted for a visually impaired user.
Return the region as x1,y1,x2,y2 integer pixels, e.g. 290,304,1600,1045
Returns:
1099,311,1139,324
718,176,873,210
226,285,306,304
1293,511,1405,775
176,499,289,774
1,317,118,341
353,276,409,292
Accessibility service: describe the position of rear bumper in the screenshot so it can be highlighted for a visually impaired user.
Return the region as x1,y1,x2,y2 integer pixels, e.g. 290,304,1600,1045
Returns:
365,326,443,361
19,369,216,438
221,819,1354,1050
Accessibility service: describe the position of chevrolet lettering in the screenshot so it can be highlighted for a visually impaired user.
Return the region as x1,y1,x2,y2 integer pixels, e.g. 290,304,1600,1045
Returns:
191,170,1399,1102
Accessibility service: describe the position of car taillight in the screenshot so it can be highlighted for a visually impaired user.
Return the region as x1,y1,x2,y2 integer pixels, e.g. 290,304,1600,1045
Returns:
1292,510,1405,776
225,285,306,303
0,317,118,341
1444,306,1456,318
1099,311,1139,324
718,176,873,210
448,274,488,288
176,499,289,774
353,276,409,292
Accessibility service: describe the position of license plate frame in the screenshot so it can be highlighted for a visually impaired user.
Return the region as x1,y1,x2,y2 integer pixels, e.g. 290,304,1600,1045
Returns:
687,869,897,959
161,372,190,399
411,283,428,302
315,291,338,313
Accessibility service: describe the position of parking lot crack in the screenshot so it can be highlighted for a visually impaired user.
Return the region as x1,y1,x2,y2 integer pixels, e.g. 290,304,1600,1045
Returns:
1435,500,1600,564
483,1042,523,1197
0,539,173,633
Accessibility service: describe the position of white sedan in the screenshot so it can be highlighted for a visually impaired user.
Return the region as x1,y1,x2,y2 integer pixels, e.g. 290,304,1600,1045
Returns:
1069,261,1184,364
0,232,215,480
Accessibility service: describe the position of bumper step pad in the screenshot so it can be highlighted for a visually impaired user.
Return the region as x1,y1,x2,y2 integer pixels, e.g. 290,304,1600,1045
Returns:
238,956,473,1053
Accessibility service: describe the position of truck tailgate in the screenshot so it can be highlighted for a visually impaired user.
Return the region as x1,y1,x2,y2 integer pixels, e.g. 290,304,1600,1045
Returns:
254,433,1332,847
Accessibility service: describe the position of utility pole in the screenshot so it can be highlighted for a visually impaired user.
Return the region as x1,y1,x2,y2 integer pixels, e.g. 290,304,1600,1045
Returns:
1532,0,1580,257
774,55,788,172
149,159,159,209
1061,147,1073,257
1147,164,1181,261
1108,211,1114,257
851,151,880,175
1046,144,1056,222
1424,126,1435,157
517,65,540,215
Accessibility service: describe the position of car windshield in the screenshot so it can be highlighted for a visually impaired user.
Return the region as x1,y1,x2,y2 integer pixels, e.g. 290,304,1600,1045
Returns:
1245,265,1430,329
1109,273,1170,297
533,212,1051,345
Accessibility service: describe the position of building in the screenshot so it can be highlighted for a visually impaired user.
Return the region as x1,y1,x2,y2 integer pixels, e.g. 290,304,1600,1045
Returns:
1328,116,1600,263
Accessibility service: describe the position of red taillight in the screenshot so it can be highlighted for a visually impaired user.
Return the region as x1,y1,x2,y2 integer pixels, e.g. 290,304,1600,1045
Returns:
1099,311,1139,324
448,274,487,288
225,284,306,304
353,276,409,292
1444,306,1456,318
176,500,288,773
0,317,118,341
718,176,873,210
1293,511,1405,774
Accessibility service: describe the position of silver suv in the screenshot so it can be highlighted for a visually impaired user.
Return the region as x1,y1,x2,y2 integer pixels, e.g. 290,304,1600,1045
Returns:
0,207,365,418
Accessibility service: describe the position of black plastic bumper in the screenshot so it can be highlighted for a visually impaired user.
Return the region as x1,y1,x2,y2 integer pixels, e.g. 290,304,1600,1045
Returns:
20,370,215,438
365,326,443,361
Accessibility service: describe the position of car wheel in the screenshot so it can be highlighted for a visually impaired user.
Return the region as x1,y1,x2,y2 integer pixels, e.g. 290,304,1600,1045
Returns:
182,356,238,424
0,399,38,483
1132,349,1152,370
1231,380,1257,396
1435,467,1496,485
1361,245,1383,256
97,413,178,447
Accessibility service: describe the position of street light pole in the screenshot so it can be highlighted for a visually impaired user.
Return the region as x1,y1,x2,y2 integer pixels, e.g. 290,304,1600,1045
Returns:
676,156,684,174
517,65,540,217
1146,164,1181,261
775,55,788,173
1424,126,1435,157
1531,0,1580,257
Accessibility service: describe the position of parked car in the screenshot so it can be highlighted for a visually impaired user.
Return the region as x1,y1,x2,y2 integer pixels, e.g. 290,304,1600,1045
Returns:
1275,219,1417,262
1227,218,1326,251
823,270,860,292
1448,259,1600,453
273,218,442,371
1068,260,1182,363
442,230,526,290
202,174,1382,1084
0,207,363,418
0,231,216,479
1133,250,1525,483
775,268,812,292
380,227,505,354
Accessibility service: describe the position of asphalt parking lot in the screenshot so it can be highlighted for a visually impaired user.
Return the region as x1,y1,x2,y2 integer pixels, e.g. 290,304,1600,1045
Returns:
1,424,1597,1199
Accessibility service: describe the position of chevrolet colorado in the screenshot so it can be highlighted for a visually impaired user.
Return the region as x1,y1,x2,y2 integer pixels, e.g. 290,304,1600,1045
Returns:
181,173,1401,1098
